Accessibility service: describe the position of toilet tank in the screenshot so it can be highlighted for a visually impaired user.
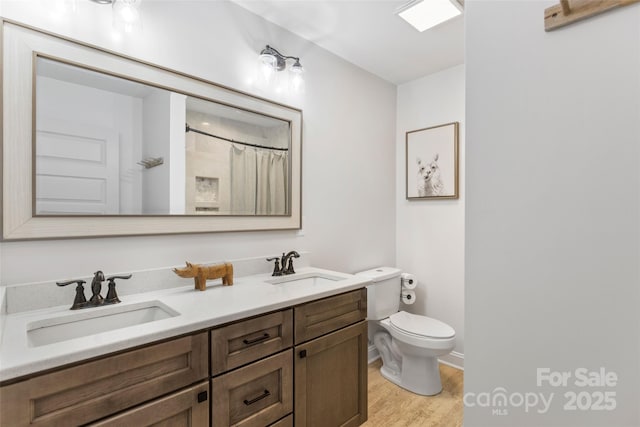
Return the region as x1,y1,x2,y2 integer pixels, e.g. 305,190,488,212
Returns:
355,267,402,320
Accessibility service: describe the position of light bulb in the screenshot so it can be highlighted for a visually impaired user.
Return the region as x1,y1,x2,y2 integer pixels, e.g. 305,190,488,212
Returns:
290,59,303,74
259,52,277,84
260,61,275,83
289,59,304,93
290,72,305,94
259,52,277,68
112,0,142,33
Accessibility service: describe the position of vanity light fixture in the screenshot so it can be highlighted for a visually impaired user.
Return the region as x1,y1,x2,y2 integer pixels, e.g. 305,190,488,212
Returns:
259,45,304,91
89,0,142,33
395,0,462,32
259,45,302,72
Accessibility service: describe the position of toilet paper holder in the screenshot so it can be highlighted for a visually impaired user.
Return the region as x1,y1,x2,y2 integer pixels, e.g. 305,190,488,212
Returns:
401,272,416,290
401,289,416,305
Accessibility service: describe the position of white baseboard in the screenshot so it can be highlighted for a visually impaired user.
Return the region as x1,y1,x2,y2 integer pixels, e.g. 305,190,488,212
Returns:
439,351,464,370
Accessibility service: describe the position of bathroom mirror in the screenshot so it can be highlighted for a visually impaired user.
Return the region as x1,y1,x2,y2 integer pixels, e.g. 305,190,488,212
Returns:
35,57,291,217
2,20,302,240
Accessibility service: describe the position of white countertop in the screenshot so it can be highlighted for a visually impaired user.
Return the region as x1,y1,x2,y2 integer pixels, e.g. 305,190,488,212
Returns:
0,267,370,382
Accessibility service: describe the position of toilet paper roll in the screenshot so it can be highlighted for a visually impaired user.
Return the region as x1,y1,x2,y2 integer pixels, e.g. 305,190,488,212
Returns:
401,273,416,289
401,289,416,305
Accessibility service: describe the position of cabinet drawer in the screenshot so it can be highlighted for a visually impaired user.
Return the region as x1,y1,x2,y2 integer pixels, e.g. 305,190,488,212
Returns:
0,332,208,426
269,414,293,427
212,350,293,427
211,309,293,375
294,288,367,344
88,381,209,427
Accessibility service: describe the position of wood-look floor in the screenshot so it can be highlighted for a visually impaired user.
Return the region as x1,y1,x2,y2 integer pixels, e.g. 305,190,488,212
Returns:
363,359,464,427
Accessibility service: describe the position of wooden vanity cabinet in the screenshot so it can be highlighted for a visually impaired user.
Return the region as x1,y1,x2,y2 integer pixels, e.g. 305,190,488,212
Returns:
0,332,209,426
293,289,368,427
0,288,367,427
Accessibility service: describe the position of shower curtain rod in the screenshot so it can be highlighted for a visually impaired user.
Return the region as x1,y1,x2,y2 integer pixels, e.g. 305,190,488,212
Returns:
185,124,289,152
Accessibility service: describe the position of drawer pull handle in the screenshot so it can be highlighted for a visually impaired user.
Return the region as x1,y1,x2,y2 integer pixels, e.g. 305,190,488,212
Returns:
243,333,270,345
244,389,271,405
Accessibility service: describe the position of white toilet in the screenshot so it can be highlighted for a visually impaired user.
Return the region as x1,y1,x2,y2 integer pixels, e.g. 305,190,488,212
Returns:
356,267,456,396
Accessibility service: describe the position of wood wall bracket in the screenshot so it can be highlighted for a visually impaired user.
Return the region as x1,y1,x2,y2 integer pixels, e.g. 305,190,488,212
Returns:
545,0,640,31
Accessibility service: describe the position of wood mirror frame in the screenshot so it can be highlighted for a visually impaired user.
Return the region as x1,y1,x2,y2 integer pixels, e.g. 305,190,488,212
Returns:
1,20,302,240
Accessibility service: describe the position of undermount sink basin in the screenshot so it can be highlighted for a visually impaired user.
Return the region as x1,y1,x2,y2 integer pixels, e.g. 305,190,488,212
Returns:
266,272,345,286
27,301,179,347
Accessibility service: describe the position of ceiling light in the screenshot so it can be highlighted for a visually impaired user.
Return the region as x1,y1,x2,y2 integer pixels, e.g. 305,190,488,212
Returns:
396,0,462,32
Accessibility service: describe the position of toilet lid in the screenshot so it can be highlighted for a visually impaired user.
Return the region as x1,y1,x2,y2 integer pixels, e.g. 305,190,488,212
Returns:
389,311,455,339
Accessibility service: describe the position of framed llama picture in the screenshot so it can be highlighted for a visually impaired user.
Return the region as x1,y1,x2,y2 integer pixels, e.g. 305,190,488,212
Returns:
406,122,459,200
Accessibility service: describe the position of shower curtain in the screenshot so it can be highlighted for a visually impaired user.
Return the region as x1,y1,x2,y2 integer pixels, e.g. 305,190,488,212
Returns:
230,145,288,215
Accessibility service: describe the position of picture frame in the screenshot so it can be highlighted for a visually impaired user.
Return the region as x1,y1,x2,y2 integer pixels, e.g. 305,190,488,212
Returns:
406,122,459,200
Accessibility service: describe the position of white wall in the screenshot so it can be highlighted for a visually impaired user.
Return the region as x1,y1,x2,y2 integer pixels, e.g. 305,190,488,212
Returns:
169,92,186,215
465,1,639,426
0,1,396,285
117,94,143,215
142,90,172,214
396,64,465,367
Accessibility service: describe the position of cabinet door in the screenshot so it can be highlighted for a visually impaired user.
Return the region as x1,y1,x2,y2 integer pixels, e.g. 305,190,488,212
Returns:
212,350,293,427
294,288,366,345
88,381,209,427
294,320,368,427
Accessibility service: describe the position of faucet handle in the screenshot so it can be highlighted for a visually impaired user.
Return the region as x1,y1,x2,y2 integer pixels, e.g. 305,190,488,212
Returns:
56,279,86,287
266,257,283,276
106,274,132,281
104,279,120,304
56,279,87,310
104,274,131,305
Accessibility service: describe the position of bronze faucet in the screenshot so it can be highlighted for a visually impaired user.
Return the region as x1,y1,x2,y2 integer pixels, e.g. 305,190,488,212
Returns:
57,272,132,310
282,251,300,274
267,251,300,276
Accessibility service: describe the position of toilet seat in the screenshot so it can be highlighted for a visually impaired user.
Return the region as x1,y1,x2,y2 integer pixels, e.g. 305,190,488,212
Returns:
389,311,455,339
